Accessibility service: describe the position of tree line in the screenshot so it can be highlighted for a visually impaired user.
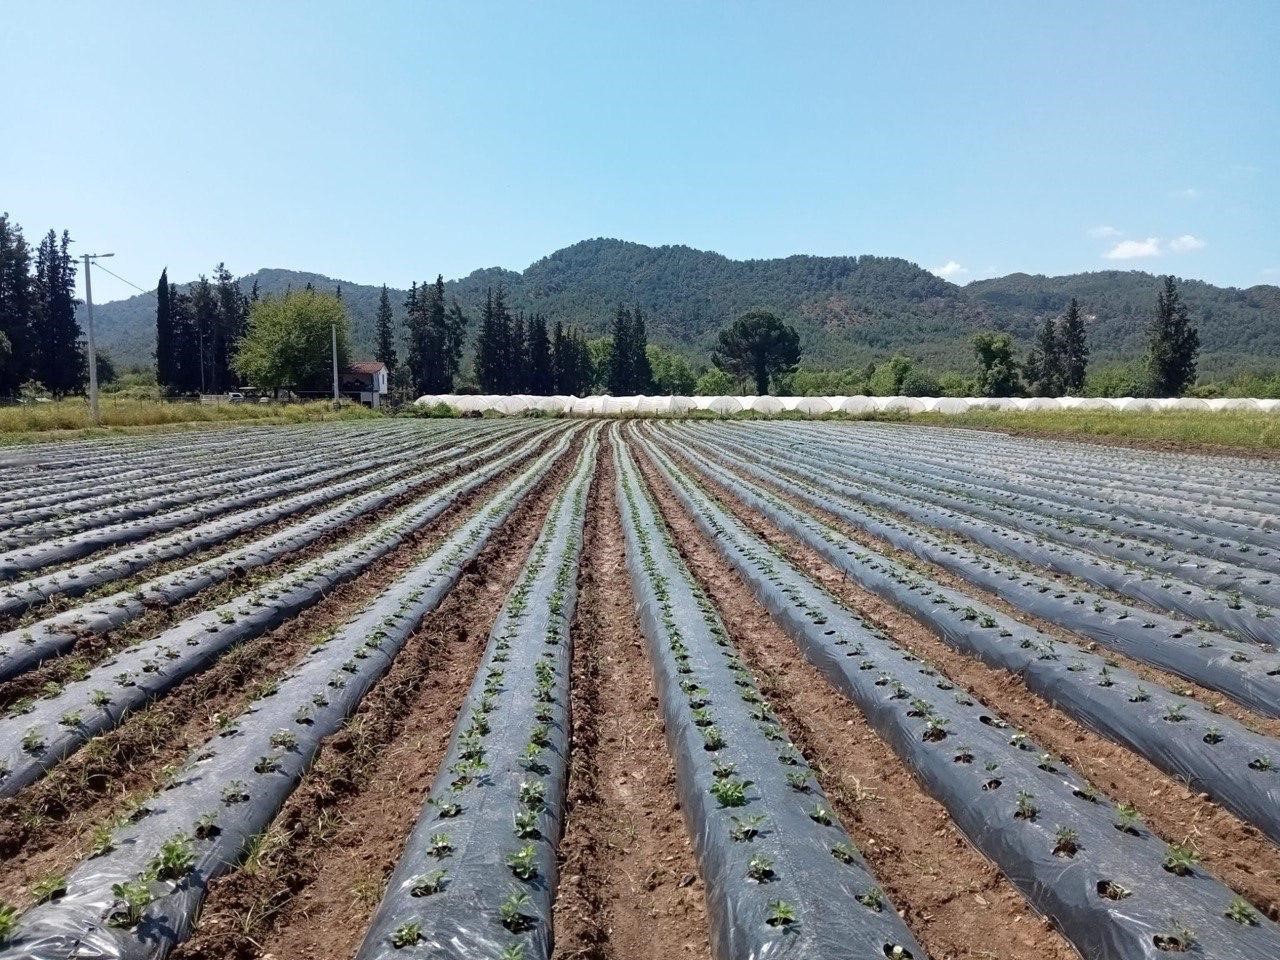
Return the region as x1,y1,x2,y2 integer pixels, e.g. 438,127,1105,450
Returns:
0,213,85,398
155,265,253,394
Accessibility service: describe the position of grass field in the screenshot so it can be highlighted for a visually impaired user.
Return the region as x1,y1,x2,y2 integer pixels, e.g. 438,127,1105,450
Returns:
900,407,1280,455
0,398,381,444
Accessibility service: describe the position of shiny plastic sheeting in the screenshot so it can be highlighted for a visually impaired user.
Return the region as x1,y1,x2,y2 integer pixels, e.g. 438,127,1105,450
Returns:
616,436,927,960
638,431,1280,960
657,434,1280,845
356,430,597,960
0,432,577,960
0,428,565,797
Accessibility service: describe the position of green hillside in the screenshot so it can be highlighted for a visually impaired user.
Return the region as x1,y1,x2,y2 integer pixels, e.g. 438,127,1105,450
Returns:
84,238,1280,378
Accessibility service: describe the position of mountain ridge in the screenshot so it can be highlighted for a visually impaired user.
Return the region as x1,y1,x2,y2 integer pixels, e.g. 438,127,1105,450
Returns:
82,238,1280,377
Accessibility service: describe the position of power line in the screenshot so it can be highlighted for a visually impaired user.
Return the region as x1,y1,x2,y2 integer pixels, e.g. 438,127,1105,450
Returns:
88,260,149,294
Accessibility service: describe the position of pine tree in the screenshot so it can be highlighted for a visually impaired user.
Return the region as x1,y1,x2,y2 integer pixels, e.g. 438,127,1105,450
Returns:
31,230,83,396
249,279,260,303
155,269,177,392
0,213,34,397
506,307,528,392
1057,298,1088,394
526,313,552,394
1146,276,1199,396
375,284,397,372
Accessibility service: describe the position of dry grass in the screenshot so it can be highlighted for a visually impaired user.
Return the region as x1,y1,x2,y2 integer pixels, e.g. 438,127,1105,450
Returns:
0,398,381,444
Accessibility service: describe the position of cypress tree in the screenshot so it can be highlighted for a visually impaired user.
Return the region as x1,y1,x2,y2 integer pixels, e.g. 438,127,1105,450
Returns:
31,230,83,396
190,275,218,393
1057,298,1088,394
444,296,467,387
526,313,552,394
631,305,653,393
1026,315,1062,396
1146,276,1199,396
474,288,502,392
550,319,565,394
406,274,464,395
213,264,245,389
170,285,200,394
375,284,397,372
0,213,33,398
607,305,633,395
155,269,177,392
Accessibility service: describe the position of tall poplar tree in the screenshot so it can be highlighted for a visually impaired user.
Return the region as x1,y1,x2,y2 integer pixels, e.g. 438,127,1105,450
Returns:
1146,276,1199,396
375,284,397,372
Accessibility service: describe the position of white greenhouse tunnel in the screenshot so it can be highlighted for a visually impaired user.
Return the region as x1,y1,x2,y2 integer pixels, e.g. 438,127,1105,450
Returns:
415,394,1280,416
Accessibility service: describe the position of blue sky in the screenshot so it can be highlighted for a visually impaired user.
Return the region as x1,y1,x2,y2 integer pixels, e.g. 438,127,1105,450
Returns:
3,1,1277,303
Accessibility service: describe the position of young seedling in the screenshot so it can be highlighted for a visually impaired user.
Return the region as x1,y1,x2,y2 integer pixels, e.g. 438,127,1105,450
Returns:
390,921,423,947
31,873,67,904
1014,791,1038,821
1162,844,1199,877
766,899,797,927
507,844,538,880
729,814,766,842
409,870,447,896
922,716,950,742
809,803,833,826
514,808,540,839
857,887,884,911
498,945,526,960
0,903,17,944
108,878,154,928
499,891,532,932
1152,921,1197,953
710,777,748,808
746,853,775,882
518,781,545,809
150,833,196,881
194,813,219,840
1053,826,1080,858
1226,896,1259,926
1114,803,1142,835
831,842,858,864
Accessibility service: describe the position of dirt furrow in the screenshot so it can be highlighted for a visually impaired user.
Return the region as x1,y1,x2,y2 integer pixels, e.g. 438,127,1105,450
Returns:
659,441,1280,922
550,441,712,960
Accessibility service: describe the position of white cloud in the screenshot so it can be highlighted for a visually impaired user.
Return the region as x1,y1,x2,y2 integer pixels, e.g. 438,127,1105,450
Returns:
1087,225,1122,239
929,260,968,279
1171,187,1199,200
1169,234,1206,252
1104,237,1162,260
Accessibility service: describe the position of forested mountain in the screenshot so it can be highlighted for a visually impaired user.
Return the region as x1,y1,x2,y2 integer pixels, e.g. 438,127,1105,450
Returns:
84,238,1280,377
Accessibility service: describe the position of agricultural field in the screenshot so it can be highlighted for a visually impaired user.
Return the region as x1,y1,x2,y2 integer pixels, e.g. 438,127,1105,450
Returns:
0,417,1278,960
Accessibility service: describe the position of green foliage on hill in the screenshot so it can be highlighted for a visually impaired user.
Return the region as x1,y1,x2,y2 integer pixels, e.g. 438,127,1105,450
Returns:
84,238,1279,380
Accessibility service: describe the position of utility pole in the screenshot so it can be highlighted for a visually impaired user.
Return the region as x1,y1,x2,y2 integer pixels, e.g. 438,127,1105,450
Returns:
331,321,340,408
82,252,114,425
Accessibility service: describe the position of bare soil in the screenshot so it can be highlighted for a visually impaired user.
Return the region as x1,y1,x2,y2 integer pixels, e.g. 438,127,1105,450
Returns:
550,440,712,960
